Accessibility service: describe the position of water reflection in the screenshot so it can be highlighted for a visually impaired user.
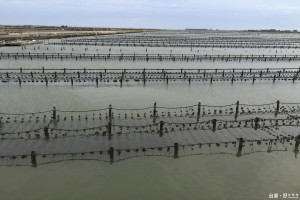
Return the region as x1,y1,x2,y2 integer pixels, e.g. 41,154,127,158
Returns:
0,139,298,167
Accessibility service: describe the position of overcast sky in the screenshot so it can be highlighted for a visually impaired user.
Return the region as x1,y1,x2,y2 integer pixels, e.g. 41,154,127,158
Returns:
1,0,300,30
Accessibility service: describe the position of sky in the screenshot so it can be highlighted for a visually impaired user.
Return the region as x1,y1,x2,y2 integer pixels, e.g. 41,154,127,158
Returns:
1,0,300,30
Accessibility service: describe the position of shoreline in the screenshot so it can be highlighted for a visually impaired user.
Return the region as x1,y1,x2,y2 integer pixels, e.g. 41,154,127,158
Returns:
0,26,155,46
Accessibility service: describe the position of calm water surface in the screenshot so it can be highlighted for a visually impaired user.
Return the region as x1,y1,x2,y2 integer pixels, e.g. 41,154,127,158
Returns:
0,153,299,200
0,32,299,200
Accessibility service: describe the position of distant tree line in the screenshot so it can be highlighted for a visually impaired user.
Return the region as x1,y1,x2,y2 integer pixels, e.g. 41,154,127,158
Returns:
247,29,298,33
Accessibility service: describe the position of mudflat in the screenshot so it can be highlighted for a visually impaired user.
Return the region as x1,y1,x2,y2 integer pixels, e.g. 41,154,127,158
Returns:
0,25,152,46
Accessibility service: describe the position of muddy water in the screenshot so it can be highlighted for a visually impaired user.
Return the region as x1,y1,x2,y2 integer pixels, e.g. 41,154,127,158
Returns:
0,82,300,113
0,153,299,200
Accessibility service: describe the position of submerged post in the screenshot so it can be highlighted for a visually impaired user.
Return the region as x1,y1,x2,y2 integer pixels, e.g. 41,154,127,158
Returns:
236,138,244,157
295,135,300,149
212,119,217,131
109,104,112,121
52,106,56,120
293,134,300,158
44,126,49,139
159,121,164,137
276,100,280,113
235,101,239,119
120,76,123,87
107,121,112,138
108,147,114,164
173,143,179,159
153,102,157,123
31,151,37,167
197,101,201,121
254,117,259,129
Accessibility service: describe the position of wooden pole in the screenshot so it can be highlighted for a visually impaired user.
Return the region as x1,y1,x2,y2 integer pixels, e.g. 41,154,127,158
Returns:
159,121,164,137
173,143,179,159
107,121,112,136
295,135,300,150
293,135,300,158
31,151,37,167
153,102,157,123
109,104,112,121
212,119,217,131
108,147,114,164
52,106,56,120
235,101,239,118
197,101,201,121
44,126,49,139
254,117,259,129
143,70,146,85
236,138,244,157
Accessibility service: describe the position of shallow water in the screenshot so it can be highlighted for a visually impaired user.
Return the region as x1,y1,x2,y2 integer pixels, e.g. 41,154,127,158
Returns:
0,152,299,200
0,82,300,113
0,31,300,200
